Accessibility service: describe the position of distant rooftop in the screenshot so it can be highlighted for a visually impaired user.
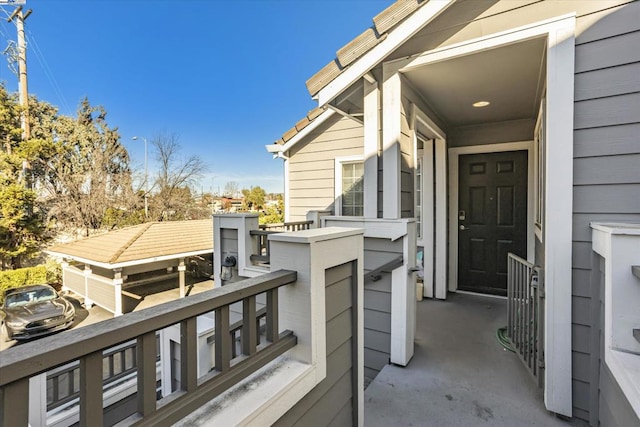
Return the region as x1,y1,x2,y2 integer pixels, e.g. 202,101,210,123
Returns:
48,220,213,268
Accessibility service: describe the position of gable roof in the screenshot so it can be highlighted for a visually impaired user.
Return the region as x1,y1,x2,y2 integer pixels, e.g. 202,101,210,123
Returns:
274,106,328,146
306,0,427,97
48,220,213,268
272,0,454,149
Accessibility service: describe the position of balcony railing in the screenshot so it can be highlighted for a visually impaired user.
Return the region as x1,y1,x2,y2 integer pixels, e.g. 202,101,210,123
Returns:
46,337,161,412
0,270,297,427
507,253,544,388
251,220,314,265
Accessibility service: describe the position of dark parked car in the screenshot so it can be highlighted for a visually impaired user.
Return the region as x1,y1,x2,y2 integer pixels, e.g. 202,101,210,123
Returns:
1,284,75,341
188,254,214,279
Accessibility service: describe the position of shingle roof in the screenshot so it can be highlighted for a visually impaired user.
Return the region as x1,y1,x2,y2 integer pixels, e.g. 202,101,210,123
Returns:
48,220,213,267
306,0,427,97
274,1,426,146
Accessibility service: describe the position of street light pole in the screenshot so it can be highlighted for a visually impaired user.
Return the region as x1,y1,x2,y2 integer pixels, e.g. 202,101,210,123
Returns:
132,136,148,219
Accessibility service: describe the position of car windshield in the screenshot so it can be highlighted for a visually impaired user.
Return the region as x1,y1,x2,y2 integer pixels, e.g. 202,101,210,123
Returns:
5,287,57,308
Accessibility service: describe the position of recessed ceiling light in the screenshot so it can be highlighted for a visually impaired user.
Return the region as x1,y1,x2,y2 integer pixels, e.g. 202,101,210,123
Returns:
473,101,490,108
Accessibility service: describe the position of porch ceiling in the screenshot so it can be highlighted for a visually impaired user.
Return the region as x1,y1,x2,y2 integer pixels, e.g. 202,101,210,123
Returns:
403,36,547,127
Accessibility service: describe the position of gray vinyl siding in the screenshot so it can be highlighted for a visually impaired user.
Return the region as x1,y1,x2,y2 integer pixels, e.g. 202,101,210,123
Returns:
570,2,640,422
287,115,364,222
448,119,535,148
274,262,355,427
362,237,403,385
86,276,117,313
431,2,640,423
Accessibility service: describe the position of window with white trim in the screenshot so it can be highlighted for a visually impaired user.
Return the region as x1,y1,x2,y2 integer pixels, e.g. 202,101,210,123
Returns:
335,157,364,216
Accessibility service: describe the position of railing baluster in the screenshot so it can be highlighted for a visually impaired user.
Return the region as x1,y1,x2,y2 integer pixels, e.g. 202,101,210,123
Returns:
1,378,29,427
137,332,157,417
80,352,103,427
181,317,198,392
215,306,231,372
266,289,279,343
242,296,257,355
0,269,297,426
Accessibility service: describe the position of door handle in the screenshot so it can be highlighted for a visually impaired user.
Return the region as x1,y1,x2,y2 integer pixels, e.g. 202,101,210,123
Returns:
459,225,466,230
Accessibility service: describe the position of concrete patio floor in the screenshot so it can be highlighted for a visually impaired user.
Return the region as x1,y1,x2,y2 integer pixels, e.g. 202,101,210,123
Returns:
364,292,570,426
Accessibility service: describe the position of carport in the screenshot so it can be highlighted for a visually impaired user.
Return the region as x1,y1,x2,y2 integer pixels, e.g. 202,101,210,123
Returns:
47,220,213,316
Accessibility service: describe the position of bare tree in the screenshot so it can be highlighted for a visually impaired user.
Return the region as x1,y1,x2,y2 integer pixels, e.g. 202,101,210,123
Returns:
224,181,240,198
151,132,207,220
46,98,134,236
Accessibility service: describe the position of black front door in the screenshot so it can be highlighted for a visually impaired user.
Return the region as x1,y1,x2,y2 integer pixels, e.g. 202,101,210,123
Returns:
458,150,528,295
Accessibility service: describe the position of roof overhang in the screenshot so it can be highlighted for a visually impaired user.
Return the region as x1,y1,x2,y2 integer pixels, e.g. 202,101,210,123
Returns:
47,248,213,270
315,0,456,107
265,108,336,155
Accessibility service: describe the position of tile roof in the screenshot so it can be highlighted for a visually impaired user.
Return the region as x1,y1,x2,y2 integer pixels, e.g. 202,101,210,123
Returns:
48,220,213,266
306,0,427,97
274,1,426,146
275,106,328,145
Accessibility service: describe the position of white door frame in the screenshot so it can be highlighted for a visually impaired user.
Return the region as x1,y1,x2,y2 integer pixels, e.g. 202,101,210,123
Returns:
386,13,575,417
410,105,447,300
448,141,535,293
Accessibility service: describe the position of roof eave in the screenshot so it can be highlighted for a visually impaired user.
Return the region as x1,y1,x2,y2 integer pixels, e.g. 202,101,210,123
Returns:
266,109,336,156
316,0,456,107
47,248,214,270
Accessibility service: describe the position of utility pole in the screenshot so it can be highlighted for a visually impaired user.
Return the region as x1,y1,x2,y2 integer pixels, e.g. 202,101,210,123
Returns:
7,5,32,141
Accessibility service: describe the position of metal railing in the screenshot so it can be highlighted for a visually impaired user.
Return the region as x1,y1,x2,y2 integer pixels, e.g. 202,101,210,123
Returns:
251,220,314,265
0,270,297,427
507,253,544,388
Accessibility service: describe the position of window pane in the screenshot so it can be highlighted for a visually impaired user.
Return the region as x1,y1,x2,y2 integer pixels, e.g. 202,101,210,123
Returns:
341,162,364,217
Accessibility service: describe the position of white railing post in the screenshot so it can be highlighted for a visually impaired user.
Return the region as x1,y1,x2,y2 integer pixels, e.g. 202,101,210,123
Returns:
269,227,365,425
323,216,417,366
213,214,260,286
28,373,47,427
83,264,94,308
592,223,640,418
306,210,331,229
114,268,123,316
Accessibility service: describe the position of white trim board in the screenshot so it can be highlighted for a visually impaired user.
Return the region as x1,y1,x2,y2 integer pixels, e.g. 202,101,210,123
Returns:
448,141,536,296
412,105,447,300
316,0,456,106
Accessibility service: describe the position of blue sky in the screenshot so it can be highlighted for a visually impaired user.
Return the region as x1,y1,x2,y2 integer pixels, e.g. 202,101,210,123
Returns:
0,0,390,194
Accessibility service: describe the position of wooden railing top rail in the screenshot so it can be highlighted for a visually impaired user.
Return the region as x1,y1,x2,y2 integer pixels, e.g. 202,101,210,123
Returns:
259,220,313,231
364,256,403,283
0,269,296,387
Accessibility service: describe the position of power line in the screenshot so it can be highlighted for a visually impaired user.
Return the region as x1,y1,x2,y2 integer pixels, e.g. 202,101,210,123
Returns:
25,25,72,114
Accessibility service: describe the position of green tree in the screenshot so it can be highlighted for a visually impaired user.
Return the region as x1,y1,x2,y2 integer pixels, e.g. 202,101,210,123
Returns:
259,197,284,225
241,186,267,211
0,84,50,269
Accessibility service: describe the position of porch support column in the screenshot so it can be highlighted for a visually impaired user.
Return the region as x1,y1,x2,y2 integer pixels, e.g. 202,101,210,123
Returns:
113,268,123,316
83,264,94,308
543,17,575,417
434,138,447,300
382,69,402,219
363,76,379,218
178,258,186,298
